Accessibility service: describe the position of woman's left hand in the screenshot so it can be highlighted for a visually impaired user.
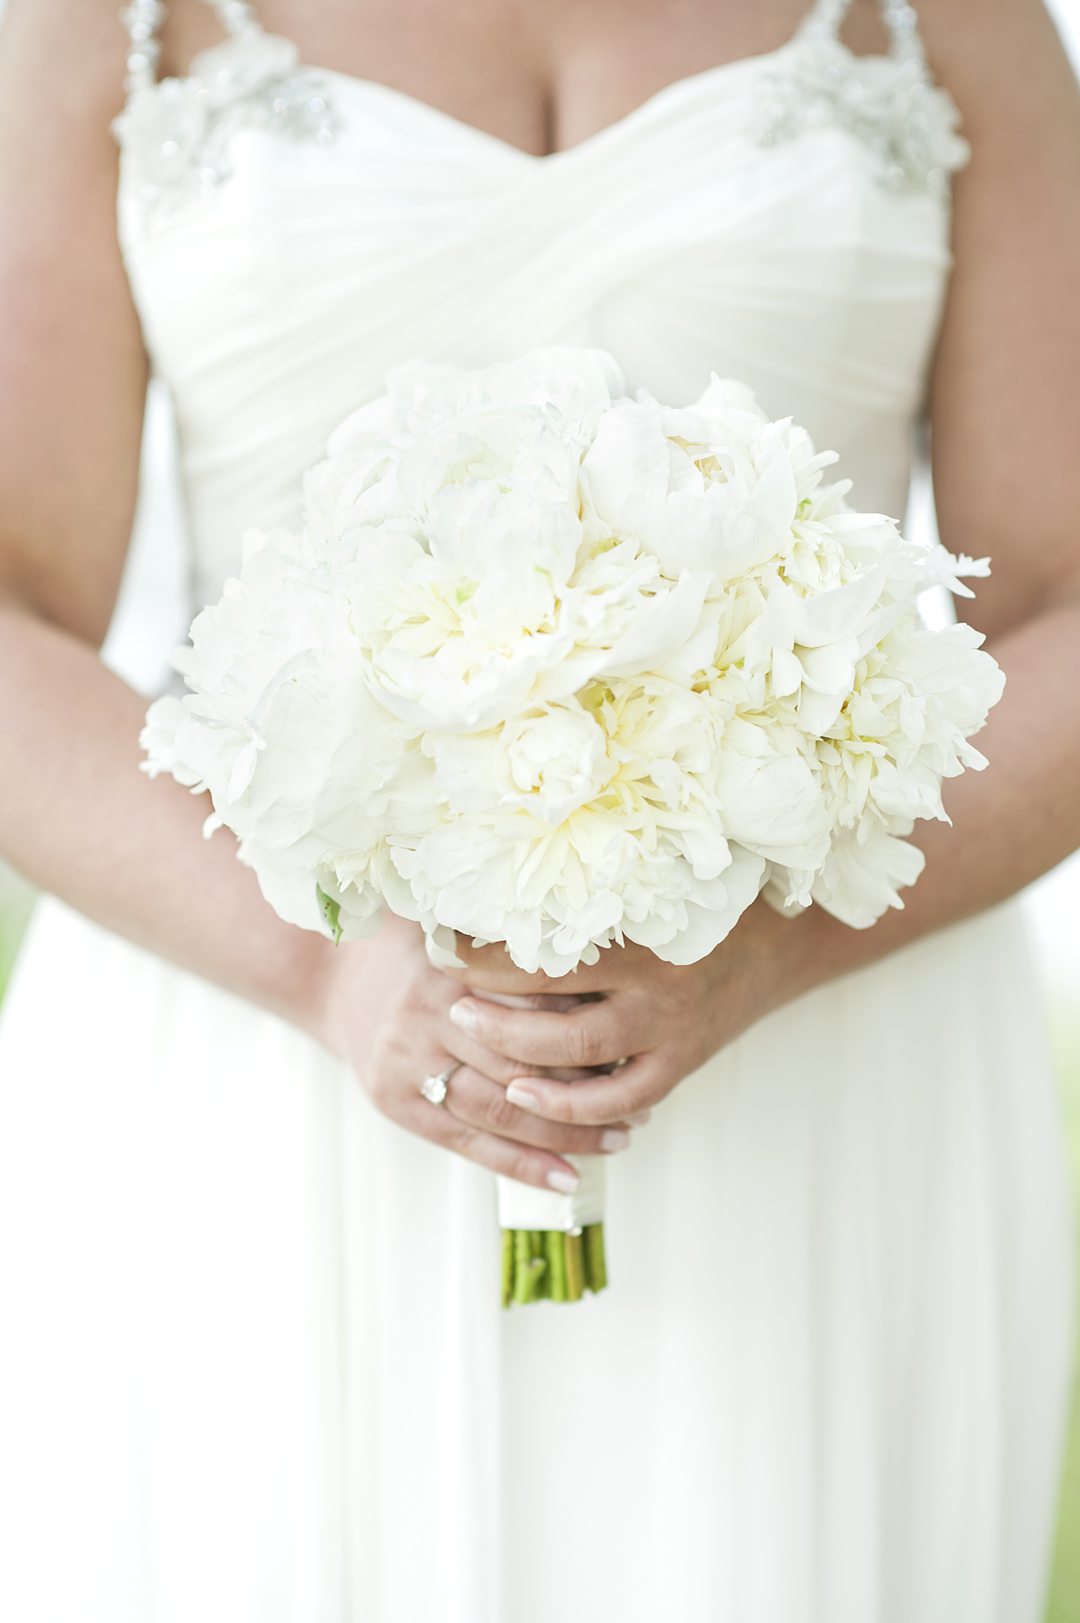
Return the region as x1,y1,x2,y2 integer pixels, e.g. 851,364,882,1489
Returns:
442,899,823,1127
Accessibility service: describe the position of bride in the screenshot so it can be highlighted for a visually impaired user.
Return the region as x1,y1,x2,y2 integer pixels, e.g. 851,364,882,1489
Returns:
0,0,1077,1618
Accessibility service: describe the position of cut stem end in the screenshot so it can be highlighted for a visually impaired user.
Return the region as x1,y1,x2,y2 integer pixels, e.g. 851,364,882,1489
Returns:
501,1224,608,1308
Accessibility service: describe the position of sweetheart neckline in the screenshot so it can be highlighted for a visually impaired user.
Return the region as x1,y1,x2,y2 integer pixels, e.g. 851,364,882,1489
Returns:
308,40,802,165
170,29,909,168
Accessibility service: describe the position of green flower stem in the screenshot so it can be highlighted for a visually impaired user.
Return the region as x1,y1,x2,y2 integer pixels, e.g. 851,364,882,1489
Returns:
501,1230,514,1308
530,1259,547,1300
526,1231,544,1300
564,1231,585,1301
512,1229,533,1305
584,1223,607,1293
524,1231,547,1302
501,1224,609,1307
545,1229,567,1302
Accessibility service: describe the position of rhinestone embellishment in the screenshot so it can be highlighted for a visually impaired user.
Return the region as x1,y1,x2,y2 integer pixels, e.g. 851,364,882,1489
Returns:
755,5,971,195
120,0,166,96
113,24,339,224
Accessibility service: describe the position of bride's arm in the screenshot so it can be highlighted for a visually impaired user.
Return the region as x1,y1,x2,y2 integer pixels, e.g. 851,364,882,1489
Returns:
442,0,1080,1123
0,4,336,1030
758,0,1080,972
0,2,625,1191
796,0,1080,959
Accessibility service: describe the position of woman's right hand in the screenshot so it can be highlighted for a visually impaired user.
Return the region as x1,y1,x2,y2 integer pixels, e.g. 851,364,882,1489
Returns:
312,913,637,1193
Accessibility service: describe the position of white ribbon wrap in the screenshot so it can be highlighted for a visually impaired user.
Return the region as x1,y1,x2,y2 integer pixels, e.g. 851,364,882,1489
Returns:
496,1155,607,1232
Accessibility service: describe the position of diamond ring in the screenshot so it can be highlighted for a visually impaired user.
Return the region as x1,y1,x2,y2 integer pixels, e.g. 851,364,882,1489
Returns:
419,1061,463,1107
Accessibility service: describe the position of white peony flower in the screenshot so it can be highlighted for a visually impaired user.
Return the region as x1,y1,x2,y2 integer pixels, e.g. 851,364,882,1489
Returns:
140,528,420,934
809,828,928,929
503,705,612,824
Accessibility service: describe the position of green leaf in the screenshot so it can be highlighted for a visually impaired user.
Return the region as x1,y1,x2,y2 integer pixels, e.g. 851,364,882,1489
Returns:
315,884,343,945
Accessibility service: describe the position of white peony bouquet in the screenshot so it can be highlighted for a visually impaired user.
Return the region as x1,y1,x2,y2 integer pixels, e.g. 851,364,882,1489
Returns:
142,346,1004,1306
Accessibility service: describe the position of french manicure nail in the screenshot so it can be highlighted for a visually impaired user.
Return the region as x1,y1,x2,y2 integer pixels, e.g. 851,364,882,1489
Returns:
448,1000,478,1033
628,1109,652,1127
600,1128,631,1153
546,1168,580,1194
506,1082,541,1112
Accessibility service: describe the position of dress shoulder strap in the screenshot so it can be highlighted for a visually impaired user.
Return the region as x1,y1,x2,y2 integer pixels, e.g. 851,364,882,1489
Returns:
758,0,970,194
797,0,931,74
119,0,266,98
114,1,337,221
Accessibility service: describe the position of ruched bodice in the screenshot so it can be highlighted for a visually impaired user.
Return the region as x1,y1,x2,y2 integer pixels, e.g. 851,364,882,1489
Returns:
114,0,970,609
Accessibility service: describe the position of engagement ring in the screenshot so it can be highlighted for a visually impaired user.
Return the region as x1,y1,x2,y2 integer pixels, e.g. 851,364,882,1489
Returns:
420,1062,462,1106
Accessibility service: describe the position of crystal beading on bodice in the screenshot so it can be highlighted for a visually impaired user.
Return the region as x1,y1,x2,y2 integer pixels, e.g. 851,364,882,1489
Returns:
759,0,970,194
115,1,338,219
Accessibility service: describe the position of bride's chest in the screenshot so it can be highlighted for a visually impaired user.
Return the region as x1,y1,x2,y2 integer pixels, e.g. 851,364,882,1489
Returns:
151,0,848,162
119,42,961,333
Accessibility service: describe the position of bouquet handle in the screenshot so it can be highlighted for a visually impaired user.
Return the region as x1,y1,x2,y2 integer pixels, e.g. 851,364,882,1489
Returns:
421,932,610,1306
496,1157,608,1306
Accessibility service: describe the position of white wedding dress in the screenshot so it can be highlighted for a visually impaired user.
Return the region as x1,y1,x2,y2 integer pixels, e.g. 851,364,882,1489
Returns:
0,1,1075,1618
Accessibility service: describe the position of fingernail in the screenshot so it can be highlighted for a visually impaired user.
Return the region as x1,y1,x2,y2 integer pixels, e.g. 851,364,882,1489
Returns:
600,1128,631,1153
628,1109,652,1126
546,1168,580,1194
506,1082,541,1112
448,999,478,1033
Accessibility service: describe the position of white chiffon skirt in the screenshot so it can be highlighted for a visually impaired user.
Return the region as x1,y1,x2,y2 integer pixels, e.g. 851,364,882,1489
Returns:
0,892,1074,1623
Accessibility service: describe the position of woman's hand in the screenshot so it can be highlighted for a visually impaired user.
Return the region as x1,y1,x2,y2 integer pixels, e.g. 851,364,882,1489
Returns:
312,912,639,1191
441,900,823,1127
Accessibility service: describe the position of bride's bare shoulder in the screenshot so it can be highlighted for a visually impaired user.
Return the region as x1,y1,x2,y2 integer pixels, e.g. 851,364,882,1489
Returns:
0,0,134,134
0,0,139,263
924,0,1080,642
0,0,149,644
921,0,1079,145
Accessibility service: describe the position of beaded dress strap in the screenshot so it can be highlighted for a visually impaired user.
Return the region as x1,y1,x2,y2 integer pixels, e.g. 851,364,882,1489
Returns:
759,0,970,193
797,0,931,74
114,1,338,222
119,0,266,100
